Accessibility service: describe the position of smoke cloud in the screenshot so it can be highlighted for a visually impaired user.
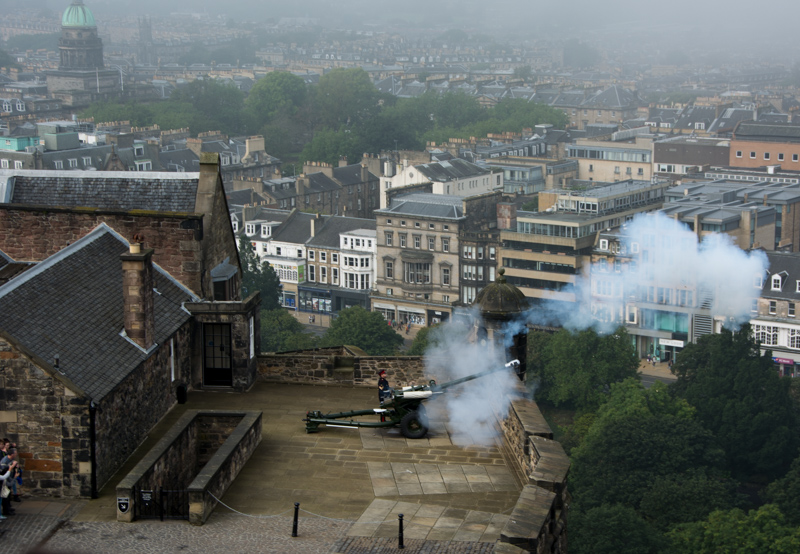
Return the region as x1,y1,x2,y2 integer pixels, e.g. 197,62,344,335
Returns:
423,308,518,446
420,212,768,444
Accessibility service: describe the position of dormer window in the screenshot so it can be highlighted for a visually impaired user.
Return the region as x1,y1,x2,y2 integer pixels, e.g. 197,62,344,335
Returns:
261,226,271,238
134,145,144,157
754,276,763,288
772,275,783,291
2,101,11,112
15,100,24,112
245,223,256,236
599,239,609,251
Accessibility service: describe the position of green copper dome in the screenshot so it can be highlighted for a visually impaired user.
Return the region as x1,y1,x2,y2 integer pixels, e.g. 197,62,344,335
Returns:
62,1,96,28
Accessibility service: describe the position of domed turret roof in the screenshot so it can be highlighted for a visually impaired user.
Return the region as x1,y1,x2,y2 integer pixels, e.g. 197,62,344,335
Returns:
62,1,96,28
474,268,529,320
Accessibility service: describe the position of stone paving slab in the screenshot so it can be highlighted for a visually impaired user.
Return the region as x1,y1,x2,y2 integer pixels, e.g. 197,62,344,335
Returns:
350,499,510,543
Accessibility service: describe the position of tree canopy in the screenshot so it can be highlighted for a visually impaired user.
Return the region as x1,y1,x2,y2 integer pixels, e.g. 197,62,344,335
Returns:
245,71,308,129
569,380,736,528
668,505,800,554
570,504,666,554
763,454,800,525
238,235,281,311
527,327,639,412
260,308,317,353
319,306,404,355
672,325,799,478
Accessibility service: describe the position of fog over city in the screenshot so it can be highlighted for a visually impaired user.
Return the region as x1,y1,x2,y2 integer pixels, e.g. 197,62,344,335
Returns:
7,0,800,63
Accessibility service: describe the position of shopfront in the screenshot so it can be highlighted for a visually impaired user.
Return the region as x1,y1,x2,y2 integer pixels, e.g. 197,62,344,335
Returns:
773,356,799,377
298,287,332,315
427,309,450,325
398,306,426,326
659,338,684,363
373,302,397,323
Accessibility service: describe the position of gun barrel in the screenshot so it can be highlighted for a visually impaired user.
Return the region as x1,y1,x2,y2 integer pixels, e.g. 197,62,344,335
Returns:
432,360,519,392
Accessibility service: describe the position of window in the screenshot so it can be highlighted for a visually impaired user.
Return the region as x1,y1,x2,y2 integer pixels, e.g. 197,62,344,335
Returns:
54,160,63,169
399,234,407,248
765,152,771,160
429,223,435,229
428,237,435,250
753,324,778,346
754,276,763,288
68,159,78,168
320,266,327,283
332,254,338,263
790,303,796,317
736,150,742,158
135,160,152,171
794,154,799,162
443,225,449,231
772,275,782,290
404,262,431,284
82,156,92,167
401,220,406,226
387,219,392,225
297,249,302,258
276,247,282,256
414,222,420,228
385,261,393,279
442,238,450,252
442,267,450,285
769,300,777,314
385,232,393,246
414,236,421,249
489,247,496,260
0,159,7,169
134,146,145,157
13,161,22,169
332,268,339,285
442,295,450,302
245,223,255,235
308,265,316,281
599,239,609,250
790,329,800,349
309,250,315,261
320,252,326,262
750,152,756,159
779,153,785,161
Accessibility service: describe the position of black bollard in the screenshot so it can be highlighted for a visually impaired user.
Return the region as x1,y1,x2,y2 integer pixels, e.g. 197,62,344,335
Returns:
398,513,405,549
292,502,299,537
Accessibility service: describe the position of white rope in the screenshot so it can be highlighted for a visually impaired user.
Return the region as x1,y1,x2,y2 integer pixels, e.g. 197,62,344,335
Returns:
206,491,294,519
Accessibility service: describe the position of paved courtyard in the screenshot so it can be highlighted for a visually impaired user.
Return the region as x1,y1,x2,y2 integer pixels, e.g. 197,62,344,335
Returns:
6,382,523,553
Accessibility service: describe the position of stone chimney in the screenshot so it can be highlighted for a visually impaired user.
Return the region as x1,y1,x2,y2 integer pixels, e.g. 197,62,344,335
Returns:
243,135,265,163
361,163,369,183
310,212,321,237
296,174,307,196
121,234,155,350
338,156,348,167
186,137,203,157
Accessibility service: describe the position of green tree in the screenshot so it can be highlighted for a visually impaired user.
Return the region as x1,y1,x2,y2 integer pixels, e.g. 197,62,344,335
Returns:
0,49,19,69
763,455,800,525
672,325,799,478
669,505,800,554
246,71,307,129
260,308,317,352
298,127,362,166
529,327,639,411
406,325,434,356
569,380,735,526
314,68,380,128
513,65,533,81
521,197,538,212
238,235,281,310
570,504,667,554
319,305,404,355
170,78,245,135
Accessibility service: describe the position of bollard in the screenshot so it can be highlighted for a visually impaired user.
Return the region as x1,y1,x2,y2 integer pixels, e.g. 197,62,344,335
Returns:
398,513,404,549
292,502,299,537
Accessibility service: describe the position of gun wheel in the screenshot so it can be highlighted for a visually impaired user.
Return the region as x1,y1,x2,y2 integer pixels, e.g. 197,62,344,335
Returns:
400,410,429,439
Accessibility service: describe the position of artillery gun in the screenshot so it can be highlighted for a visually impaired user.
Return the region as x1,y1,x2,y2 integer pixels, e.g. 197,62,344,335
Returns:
303,360,520,439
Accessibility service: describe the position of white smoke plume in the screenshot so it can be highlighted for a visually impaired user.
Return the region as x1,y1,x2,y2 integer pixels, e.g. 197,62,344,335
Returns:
520,211,769,332
419,211,768,443
423,307,518,446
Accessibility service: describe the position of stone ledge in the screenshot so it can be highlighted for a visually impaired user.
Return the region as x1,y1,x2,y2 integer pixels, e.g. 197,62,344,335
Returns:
499,485,556,551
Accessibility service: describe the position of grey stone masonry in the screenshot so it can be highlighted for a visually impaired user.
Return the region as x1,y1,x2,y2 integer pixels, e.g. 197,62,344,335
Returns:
120,246,155,349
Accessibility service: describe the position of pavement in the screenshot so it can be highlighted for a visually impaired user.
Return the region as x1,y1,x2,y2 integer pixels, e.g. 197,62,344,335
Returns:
3,363,677,553
6,382,521,553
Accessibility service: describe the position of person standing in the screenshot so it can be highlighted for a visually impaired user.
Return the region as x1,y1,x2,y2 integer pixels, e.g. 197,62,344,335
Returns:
0,458,18,521
377,370,391,404
0,449,18,517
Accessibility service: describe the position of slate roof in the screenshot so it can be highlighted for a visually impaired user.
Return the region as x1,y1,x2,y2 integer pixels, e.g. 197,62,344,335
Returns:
270,211,330,244
414,158,489,183
333,164,376,186
0,224,197,400
761,251,800,300
226,188,268,207
0,170,200,212
734,122,800,142
581,85,638,110
159,148,199,172
306,216,376,248
376,193,465,220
